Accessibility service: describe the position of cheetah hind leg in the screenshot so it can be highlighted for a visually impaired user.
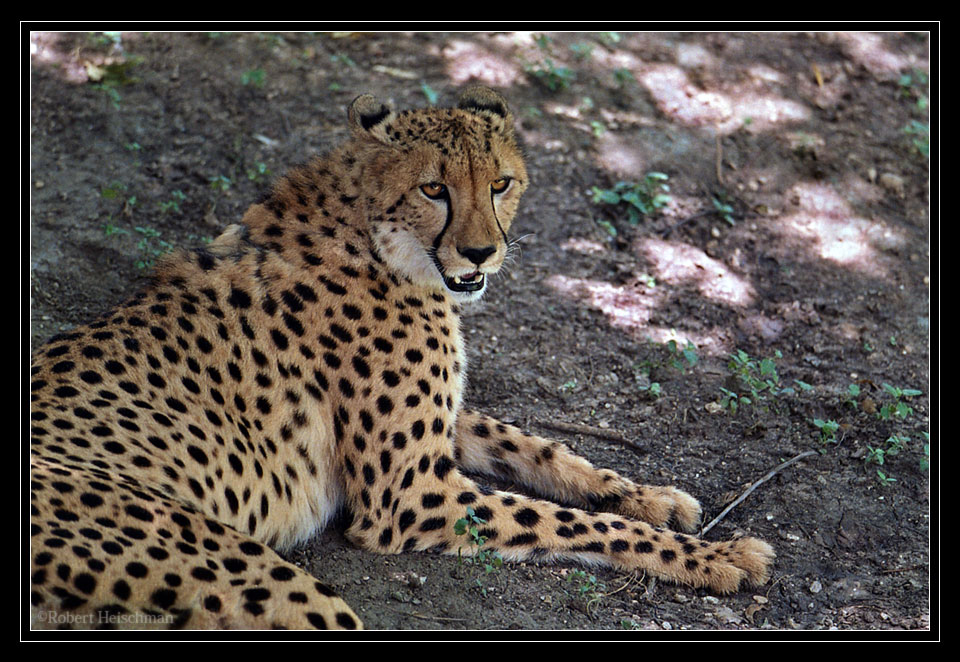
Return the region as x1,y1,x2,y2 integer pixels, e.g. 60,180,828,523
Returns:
29,458,361,630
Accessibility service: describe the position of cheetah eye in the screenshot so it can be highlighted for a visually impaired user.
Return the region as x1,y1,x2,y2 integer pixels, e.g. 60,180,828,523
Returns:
491,177,512,194
420,182,447,199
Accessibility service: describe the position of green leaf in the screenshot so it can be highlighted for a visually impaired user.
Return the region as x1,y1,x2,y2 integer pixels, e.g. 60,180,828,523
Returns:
420,82,439,105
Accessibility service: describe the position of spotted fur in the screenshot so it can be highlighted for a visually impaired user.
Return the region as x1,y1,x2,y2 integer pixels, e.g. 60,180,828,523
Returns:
29,87,773,630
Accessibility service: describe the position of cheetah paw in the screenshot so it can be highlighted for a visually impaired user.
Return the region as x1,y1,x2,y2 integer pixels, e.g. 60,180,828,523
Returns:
700,536,776,594
623,484,703,532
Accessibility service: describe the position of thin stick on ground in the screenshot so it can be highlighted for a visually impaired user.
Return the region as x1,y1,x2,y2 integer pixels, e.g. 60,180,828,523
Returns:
700,450,818,537
536,419,647,456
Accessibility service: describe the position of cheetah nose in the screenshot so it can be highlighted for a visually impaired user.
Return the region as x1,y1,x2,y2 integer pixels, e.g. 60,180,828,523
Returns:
458,245,496,266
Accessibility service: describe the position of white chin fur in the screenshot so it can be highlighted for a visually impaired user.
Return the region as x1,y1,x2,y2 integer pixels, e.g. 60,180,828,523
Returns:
447,281,488,303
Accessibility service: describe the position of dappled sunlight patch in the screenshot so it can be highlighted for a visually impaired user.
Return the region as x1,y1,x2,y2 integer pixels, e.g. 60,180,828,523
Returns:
746,64,787,85
835,32,921,76
593,129,701,179
676,42,716,69
635,237,756,307
441,39,523,87
31,32,97,84
587,45,643,72
640,64,732,128
560,237,607,255
545,274,731,353
638,63,810,134
547,275,655,330
780,182,906,276
593,132,650,178
730,93,809,133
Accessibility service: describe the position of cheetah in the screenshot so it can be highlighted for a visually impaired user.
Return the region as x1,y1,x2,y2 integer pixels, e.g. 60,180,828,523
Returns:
29,86,774,630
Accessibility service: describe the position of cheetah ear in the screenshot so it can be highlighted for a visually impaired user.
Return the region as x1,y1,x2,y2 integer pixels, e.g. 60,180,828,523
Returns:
456,86,512,123
348,94,395,142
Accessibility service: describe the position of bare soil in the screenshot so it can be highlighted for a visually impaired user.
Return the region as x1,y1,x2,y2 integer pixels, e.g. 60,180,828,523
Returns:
28,30,934,636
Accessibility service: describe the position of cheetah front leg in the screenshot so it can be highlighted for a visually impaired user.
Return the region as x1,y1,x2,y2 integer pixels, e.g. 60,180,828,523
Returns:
346,459,774,595
453,410,702,532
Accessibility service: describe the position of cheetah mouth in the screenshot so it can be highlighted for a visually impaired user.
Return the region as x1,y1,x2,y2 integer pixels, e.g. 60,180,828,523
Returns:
444,271,485,293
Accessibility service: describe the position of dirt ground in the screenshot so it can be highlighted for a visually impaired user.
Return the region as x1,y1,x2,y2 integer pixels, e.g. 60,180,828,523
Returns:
27,30,934,637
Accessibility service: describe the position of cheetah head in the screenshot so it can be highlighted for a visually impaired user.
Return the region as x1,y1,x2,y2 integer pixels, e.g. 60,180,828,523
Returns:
347,87,529,302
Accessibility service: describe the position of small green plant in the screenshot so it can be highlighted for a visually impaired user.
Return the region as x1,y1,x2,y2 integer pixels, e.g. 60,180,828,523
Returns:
559,378,578,394
718,387,743,414
133,226,174,270
454,508,503,596
877,383,922,421
898,67,929,159
920,432,930,471
158,190,187,214
595,218,617,237
666,339,698,374
565,569,606,617
87,54,143,110
885,434,909,455
420,82,439,105
636,273,656,288
241,69,266,87
864,445,885,465
246,162,271,182
897,69,928,110
612,68,634,87
813,418,840,444
209,174,232,192
526,58,575,91
712,194,736,226
845,383,862,409
875,469,897,487
865,434,908,465
591,173,671,225
903,120,929,157
570,42,594,60
638,381,661,399
725,349,794,410
597,32,621,46
524,37,575,91
100,181,128,200
103,221,129,237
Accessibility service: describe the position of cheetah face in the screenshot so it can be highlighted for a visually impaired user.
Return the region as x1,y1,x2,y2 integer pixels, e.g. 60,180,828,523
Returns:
348,88,528,302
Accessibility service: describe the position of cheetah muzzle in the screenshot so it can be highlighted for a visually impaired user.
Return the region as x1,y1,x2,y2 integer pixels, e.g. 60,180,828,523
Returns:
29,85,774,631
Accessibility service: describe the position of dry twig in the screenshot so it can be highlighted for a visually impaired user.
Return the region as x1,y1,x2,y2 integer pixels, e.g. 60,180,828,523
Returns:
700,450,818,536
536,420,647,456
